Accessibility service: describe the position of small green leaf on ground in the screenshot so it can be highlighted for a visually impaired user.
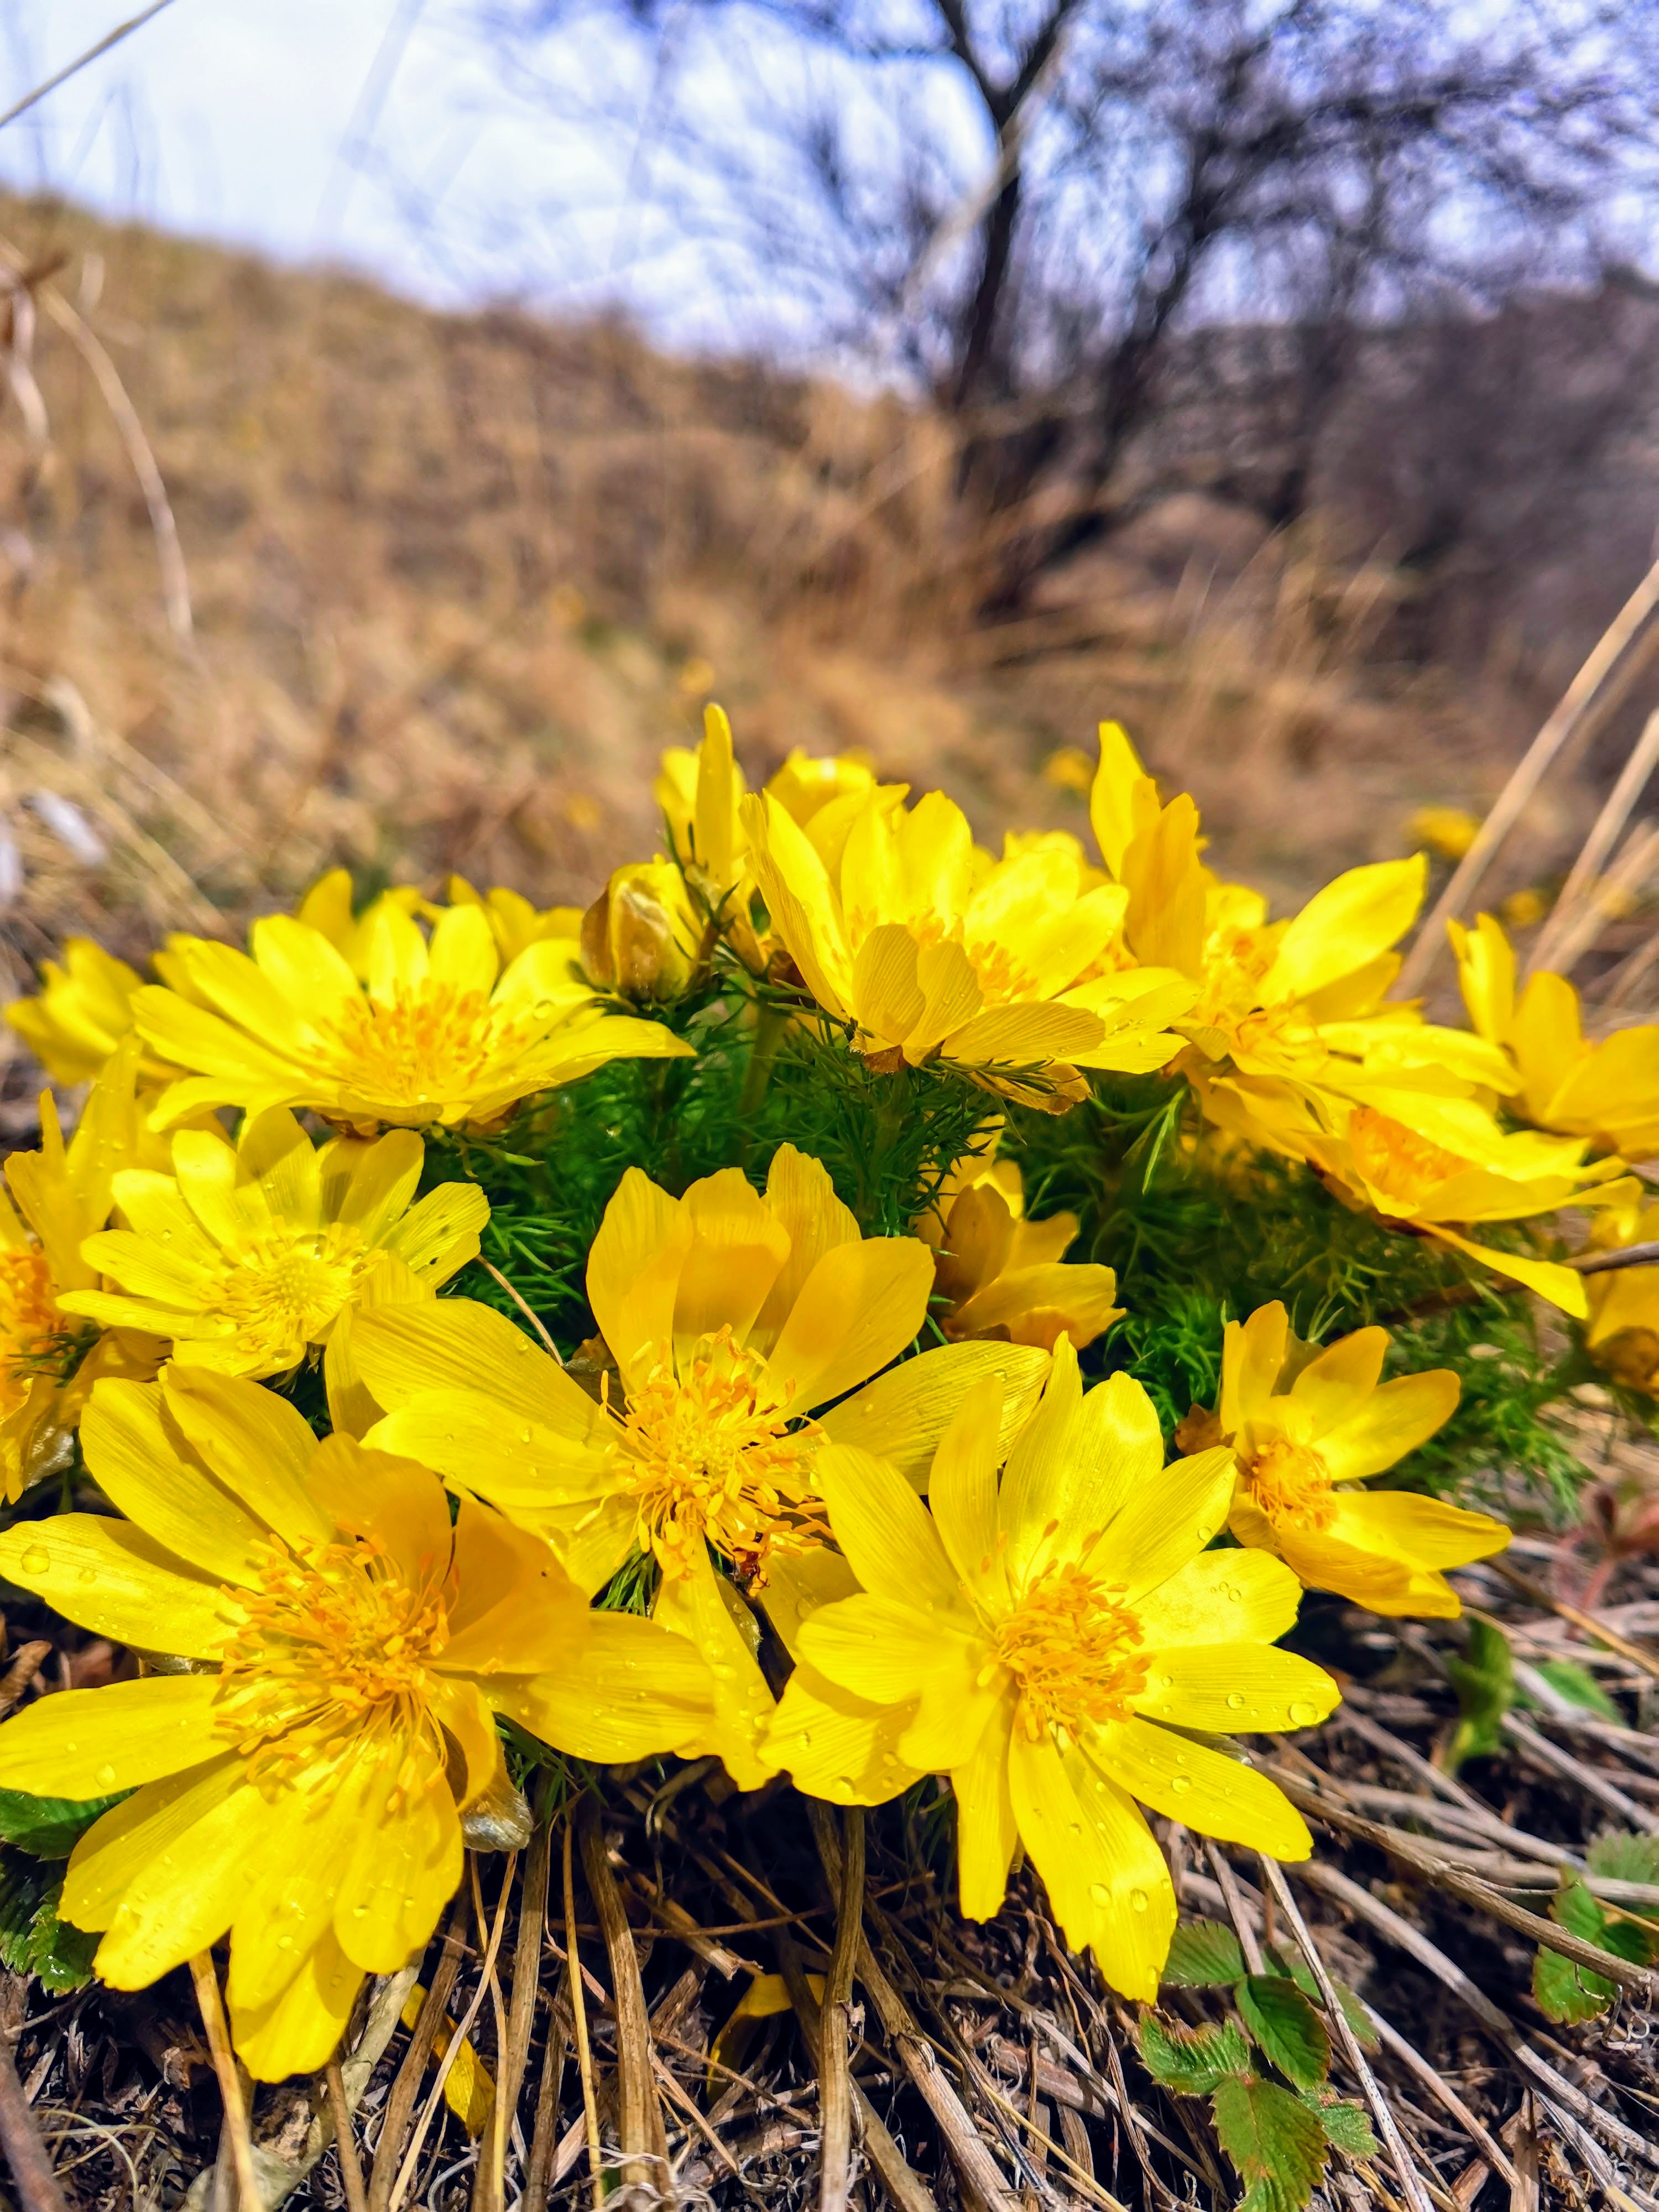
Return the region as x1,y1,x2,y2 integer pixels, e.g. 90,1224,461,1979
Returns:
0,1851,97,1995
1138,2013,1251,2095
1267,1945,1379,2049
1162,1917,1248,1987
1445,1616,1514,1771
0,1786,124,1859
1212,2075,1328,2212
1528,1658,1621,1722
1316,2098,1379,2157
1588,1832,1659,1889
1237,1975,1331,2091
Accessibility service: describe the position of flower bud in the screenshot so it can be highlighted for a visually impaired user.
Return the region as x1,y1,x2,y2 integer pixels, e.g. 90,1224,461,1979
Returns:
581,862,696,1001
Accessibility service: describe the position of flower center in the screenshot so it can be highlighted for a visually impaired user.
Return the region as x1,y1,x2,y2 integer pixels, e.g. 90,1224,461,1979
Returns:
0,1246,66,1418
1243,1435,1337,1532
215,1227,366,1363
613,1329,827,1577
215,1537,449,1787
1347,1107,1465,1207
318,982,537,1104
963,937,1039,1007
993,1562,1149,1737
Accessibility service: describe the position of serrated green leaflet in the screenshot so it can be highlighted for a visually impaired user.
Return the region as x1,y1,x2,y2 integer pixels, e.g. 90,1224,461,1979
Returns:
1237,1975,1331,2091
0,1850,97,1996
1588,1833,1659,1890
1211,2076,1328,2212
1316,2099,1378,2157
0,1785,127,1859
1533,1943,1616,2024
1527,1657,1621,1722
1137,2013,1251,2095
1267,1945,1379,2050
1162,1917,1247,1987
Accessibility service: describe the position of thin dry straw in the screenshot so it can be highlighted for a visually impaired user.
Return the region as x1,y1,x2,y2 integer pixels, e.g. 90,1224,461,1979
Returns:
1528,704,1659,975
0,1,176,134
1397,553,1659,997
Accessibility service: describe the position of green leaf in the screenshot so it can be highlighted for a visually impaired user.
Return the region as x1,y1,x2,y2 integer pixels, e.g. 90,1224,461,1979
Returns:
1317,2100,1379,2157
1162,1917,1247,1987
1266,1946,1379,2050
1237,1975,1330,2091
1444,1618,1513,1772
1527,1659,1622,1723
1547,1875,1650,1963
1211,2076,1328,2212
0,1786,125,1859
1533,1943,1616,2024
1137,2013,1251,2095
0,1851,96,1996
1588,1832,1659,1888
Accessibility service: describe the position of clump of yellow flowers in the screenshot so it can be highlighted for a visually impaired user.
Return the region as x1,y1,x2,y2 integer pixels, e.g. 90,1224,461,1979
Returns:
0,704,1644,2087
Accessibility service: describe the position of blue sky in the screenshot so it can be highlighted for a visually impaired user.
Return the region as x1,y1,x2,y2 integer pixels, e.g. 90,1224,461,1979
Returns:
0,0,654,307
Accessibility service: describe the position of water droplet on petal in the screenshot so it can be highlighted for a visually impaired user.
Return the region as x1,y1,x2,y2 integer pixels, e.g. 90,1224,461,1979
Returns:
1129,1887,1150,1912
1288,1700,1318,1728
1170,1773,1192,1794
1225,1692,1245,1710
19,1546,49,1574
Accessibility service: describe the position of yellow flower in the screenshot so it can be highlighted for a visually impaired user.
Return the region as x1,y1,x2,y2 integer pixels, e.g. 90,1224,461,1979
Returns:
4,938,147,1086
445,877,583,964
1,1039,163,1496
1453,912,1659,1160
1089,725,1511,1118
1203,1302,1506,1617
766,1346,1338,1997
1042,746,1095,796
56,1108,487,1396
1501,886,1550,930
920,1152,1123,1351
1583,1191,1659,1393
580,860,703,1002
656,704,749,915
133,898,691,1135
294,870,429,978
742,782,1193,1108
0,1365,715,2082
1203,1078,1620,1315
1407,805,1482,862
352,1146,1051,1785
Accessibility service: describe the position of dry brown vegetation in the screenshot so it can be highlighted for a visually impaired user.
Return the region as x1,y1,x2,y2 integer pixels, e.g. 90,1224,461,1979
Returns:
0,184,1625,1046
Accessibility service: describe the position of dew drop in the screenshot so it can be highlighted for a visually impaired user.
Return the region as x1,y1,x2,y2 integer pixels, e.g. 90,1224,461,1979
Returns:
1089,1882,1111,1906
1170,1773,1192,1794
1288,1700,1318,1728
19,1545,49,1574
1225,1692,1245,1710
1129,1887,1150,1913
96,1762,117,1790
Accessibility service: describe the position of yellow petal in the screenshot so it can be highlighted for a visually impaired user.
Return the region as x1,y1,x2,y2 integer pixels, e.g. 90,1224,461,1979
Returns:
80,1379,266,1583
587,1168,693,1381
1320,1370,1460,1481
233,1928,363,2083
1049,1369,1165,1559
1261,856,1426,1002
1326,1489,1510,1572
1424,1225,1588,1317
674,1168,791,1350
1006,1728,1175,1999
333,1747,462,1975
0,1674,224,1799
238,1108,325,1231
491,1611,717,1764
161,1367,331,1550
367,1390,614,1524
752,1146,859,1352
756,1548,860,1661
336,1129,426,1240
928,1373,1008,1602
1087,1719,1312,1858
94,1773,277,1989
244,914,360,1024
821,1342,1050,1489
996,1334,1083,1582
1129,1644,1338,1732
1094,1447,1237,1604
1133,1548,1302,1650
427,902,500,997
351,1298,603,1443
815,1443,962,1613
0,1516,232,1659
1089,720,1155,878
851,923,926,1046
765,1237,935,1412
306,1434,455,1587
799,1595,982,1735
63,1755,240,1929
951,1700,1020,1921
651,1550,776,1790
383,1182,491,1279
764,1667,922,1806
1288,1327,1387,1435
904,939,984,1061
1220,1303,1287,1434
228,1773,378,2011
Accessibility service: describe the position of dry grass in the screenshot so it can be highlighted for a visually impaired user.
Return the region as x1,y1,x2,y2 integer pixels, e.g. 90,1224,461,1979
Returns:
0,185,1580,1031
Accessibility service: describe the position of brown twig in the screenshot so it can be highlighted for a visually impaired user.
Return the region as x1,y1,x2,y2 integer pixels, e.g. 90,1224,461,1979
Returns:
189,1952,260,2212
1258,1856,1436,2212
1490,1556,1659,1679
520,1965,570,2212
389,1858,516,2212
563,1819,604,2212
476,1259,564,1362
578,1799,669,2193
818,1807,863,2212
468,1858,514,2212
1530,706,1659,974
474,1808,552,2212
367,1888,469,2212
325,2060,369,2212
0,1,178,132
0,2020,70,2212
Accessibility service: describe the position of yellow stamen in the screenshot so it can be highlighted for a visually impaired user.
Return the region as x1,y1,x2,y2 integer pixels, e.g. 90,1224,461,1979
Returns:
213,1226,366,1365
995,1562,1149,1737
319,983,538,1103
0,1245,66,1418
613,1328,827,1576
1243,1435,1337,1533
216,1536,449,1788
1347,1107,1465,1207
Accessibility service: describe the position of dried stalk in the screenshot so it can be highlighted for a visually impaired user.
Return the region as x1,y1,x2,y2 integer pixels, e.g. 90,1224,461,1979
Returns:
473,1809,552,2211
818,1808,864,2212
1399,555,1659,995
562,1820,604,2212
0,2018,70,2212
1529,705,1659,974
520,1965,570,2212
366,1890,469,2212
189,1953,260,2212
324,2062,369,2212
1257,1856,1436,2212
577,1799,669,2193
